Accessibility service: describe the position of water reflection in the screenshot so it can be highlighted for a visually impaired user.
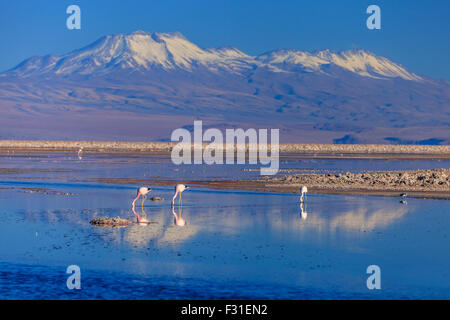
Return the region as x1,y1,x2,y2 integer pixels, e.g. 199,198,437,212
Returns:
9,186,414,249
273,205,409,234
300,202,308,220
124,205,198,247
328,207,409,231
131,205,151,225
172,205,186,227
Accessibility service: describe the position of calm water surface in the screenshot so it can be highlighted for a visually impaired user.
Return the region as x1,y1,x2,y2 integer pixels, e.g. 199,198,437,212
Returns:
0,152,449,299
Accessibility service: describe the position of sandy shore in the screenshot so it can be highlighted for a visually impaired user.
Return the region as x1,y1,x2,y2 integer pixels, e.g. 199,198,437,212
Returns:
1,140,450,155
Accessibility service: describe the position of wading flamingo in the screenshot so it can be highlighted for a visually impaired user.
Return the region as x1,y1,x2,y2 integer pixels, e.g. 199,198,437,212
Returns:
132,187,151,210
300,186,308,203
172,184,189,206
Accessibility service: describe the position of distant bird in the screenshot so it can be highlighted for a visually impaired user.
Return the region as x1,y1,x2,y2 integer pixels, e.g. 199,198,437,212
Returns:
300,186,308,203
132,187,152,209
400,193,408,198
172,184,189,206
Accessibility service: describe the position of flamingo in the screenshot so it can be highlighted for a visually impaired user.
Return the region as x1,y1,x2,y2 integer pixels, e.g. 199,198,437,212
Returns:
300,186,308,203
172,184,189,206
172,205,186,226
132,187,151,210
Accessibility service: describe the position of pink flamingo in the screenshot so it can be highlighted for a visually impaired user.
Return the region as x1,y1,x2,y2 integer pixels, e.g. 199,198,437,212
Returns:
172,184,189,206
132,186,151,210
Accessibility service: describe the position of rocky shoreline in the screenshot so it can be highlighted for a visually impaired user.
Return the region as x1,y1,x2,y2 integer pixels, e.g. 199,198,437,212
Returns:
265,168,450,193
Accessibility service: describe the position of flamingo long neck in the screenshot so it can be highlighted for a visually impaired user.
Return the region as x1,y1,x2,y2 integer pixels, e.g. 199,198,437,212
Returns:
132,193,141,210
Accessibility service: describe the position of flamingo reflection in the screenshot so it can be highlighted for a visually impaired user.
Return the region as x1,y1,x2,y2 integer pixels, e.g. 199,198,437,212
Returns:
131,202,151,225
300,202,308,220
172,205,186,227
77,147,83,160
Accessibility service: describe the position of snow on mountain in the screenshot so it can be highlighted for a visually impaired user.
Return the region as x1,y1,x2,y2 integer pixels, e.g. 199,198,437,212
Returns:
257,49,329,71
257,49,423,80
8,31,255,76
5,30,423,81
316,49,423,80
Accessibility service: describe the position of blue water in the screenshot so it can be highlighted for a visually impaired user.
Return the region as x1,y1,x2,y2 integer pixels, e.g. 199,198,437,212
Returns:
0,152,449,299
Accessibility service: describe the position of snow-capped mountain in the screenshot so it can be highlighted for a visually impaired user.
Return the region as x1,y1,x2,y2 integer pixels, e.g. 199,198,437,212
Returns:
0,31,448,144
257,49,422,80
7,31,255,76
6,31,422,81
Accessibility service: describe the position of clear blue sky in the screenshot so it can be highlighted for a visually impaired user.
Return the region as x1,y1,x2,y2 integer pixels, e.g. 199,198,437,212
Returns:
0,0,448,80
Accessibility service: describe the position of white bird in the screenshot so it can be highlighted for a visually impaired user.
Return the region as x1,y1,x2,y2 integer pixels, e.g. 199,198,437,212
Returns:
132,186,151,210
300,186,308,203
172,184,189,206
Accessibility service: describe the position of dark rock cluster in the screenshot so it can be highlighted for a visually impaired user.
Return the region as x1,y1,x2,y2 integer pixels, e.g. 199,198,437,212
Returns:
277,169,450,191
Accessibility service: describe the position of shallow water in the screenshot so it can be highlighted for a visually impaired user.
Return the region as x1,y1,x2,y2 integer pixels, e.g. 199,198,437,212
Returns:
0,152,449,299
1,150,449,182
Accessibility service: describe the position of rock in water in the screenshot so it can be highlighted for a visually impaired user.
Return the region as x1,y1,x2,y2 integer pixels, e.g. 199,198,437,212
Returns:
150,197,164,201
90,217,132,228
